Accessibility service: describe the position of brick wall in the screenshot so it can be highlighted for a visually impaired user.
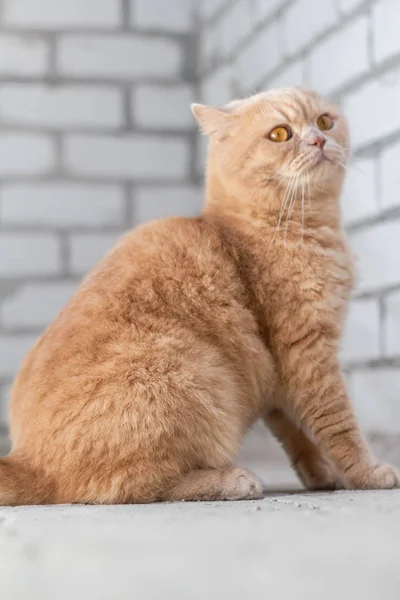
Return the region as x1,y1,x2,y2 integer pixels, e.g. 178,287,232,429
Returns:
199,0,400,433
0,0,202,426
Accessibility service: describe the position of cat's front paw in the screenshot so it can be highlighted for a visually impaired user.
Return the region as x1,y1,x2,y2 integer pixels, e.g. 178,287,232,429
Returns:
346,463,400,490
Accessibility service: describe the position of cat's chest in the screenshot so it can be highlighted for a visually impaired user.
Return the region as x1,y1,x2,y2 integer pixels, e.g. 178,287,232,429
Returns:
267,241,354,312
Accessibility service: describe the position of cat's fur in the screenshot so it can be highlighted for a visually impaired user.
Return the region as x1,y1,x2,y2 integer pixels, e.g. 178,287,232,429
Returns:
1,88,398,505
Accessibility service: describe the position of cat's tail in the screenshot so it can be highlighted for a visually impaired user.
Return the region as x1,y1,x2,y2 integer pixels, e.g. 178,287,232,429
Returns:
0,456,49,506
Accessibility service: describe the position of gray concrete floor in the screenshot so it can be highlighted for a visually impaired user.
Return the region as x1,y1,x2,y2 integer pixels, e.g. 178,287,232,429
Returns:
1,490,400,600
1,424,400,599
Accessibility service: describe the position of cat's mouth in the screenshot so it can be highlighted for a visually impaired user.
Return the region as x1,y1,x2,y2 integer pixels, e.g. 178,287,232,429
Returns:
311,151,337,169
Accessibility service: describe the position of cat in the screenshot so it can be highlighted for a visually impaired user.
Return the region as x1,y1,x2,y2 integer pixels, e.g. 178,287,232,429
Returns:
0,87,398,506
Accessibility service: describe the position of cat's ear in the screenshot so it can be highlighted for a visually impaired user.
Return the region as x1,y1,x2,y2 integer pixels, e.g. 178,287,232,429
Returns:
191,103,236,138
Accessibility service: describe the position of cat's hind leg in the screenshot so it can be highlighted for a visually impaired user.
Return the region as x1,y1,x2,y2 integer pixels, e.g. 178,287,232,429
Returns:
163,467,263,502
265,409,340,491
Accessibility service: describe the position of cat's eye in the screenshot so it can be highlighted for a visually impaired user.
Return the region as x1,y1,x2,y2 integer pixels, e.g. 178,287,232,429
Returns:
317,114,334,131
268,125,292,143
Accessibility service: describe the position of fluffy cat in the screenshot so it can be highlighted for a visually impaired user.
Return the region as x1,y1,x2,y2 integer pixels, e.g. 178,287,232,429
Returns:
1,88,398,505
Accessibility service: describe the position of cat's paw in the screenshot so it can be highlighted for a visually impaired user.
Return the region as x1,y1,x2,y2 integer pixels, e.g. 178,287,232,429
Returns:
346,463,400,490
223,467,263,500
366,463,400,489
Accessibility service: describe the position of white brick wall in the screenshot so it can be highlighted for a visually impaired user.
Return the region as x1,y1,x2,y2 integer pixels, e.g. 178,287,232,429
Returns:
340,157,378,225
283,0,337,56
0,1,199,426
352,370,400,433
385,291,400,357
0,134,55,176
380,141,400,211
1,185,125,227
372,0,400,63
0,85,123,130
344,68,400,149
235,22,281,87
0,335,39,378
1,283,77,329
341,299,381,362
64,135,189,179
200,0,400,433
68,233,122,275
133,85,194,130
350,222,400,293
0,234,61,277
58,36,183,80
0,35,49,76
132,0,194,32
309,16,369,95
135,185,203,223
3,0,122,29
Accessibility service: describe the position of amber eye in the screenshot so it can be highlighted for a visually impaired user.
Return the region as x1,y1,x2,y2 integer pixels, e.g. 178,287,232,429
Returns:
317,114,334,131
268,125,292,142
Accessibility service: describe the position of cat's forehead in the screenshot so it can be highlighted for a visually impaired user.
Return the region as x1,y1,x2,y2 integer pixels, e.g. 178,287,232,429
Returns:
239,88,330,123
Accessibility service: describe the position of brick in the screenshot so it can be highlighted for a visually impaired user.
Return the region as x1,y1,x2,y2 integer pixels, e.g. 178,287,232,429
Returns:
0,335,38,378
1,282,77,329
380,140,400,211
196,135,208,177
0,383,12,425
3,0,121,29
267,59,305,89
283,0,337,55
134,185,203,224
0,234,61,277
309,16,369,95
132,0,194,32
68,233,122,275
254,0,284,23
341,299,380,362
0,134,55,176
58,35,183,80
200,20,220,72
133,84,194,130
344,67,400,149
0,85,123,130
200,0,227,20
236,22,281,88
340,157,378,225
373,0,400,64
338,0,366,13
220,0,252,58
350,221,400,292
0,34,49,76
351,369,400,432
64,135,189,180
385,290,400,356
0,184,125,228
202,65,232,106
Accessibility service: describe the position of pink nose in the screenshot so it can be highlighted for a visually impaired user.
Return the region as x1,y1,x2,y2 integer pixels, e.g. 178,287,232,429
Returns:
309,135,326,150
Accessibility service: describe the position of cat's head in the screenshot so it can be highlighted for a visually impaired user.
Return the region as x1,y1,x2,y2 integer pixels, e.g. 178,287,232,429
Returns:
192,88,349,198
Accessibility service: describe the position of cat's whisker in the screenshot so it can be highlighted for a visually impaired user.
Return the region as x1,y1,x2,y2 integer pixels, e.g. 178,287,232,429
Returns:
301,175,305,244
268,175,296,250
235,77,259,97
284,173,299,244
306,169,311,209
276,176,295,231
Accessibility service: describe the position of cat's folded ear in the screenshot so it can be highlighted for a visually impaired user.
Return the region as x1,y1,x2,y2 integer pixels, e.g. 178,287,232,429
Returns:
191,103,237,139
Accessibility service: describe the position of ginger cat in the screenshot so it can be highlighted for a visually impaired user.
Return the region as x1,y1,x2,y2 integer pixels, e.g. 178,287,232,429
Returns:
1,88,398,506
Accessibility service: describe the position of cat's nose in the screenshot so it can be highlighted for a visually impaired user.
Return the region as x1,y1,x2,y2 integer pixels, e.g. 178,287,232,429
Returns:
309,135,326,150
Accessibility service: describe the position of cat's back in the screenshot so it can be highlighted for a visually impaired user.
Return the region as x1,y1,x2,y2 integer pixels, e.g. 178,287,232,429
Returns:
11,215,270,444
